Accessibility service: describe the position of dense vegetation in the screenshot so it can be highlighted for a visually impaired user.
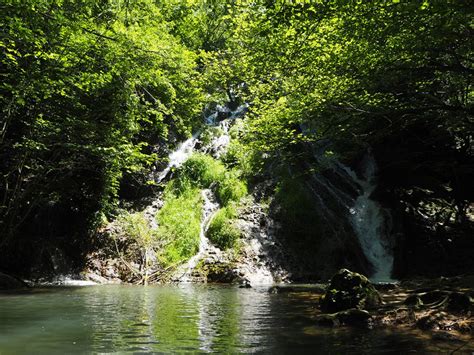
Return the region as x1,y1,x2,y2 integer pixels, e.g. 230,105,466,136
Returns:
1,0,472,278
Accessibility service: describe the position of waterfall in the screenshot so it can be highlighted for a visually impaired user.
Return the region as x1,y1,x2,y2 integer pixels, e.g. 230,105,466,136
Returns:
307,145,394,282
157,103,247,281
179,189,219,282
154,132,201,184
340,154,394,282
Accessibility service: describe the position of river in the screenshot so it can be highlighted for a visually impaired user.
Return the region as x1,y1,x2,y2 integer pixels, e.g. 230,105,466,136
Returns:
0,284,466,353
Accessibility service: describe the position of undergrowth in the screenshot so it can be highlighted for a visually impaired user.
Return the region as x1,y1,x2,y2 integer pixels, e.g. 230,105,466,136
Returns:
206,205,240,250
156,184,203,266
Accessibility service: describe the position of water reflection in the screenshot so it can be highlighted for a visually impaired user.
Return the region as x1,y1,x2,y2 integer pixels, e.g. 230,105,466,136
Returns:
0,285,471,353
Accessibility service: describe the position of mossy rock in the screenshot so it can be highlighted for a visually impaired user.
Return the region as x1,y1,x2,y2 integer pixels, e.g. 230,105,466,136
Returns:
196,260,240,283
320,269,382,313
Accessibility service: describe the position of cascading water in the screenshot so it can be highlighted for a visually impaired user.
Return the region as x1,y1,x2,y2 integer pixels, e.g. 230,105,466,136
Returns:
306,143,395,282
178,189,220,282
153,103,247,282
154,132,200,184
340,154,394,282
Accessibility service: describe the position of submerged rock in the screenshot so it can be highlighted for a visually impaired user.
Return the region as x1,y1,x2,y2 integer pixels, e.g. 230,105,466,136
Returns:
320,269,382,313
316,308,372,328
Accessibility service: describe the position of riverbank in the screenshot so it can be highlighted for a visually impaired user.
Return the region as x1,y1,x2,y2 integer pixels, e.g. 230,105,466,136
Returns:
271,274,473,348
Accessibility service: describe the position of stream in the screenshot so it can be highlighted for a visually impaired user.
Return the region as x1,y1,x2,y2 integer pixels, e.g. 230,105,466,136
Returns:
0,285,468,354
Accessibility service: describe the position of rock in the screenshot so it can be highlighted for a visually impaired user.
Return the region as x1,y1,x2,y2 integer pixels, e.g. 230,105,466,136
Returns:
315,314,341,327
268,284,327,294
201,261,240,283
315,309,371,328
320,269,382,313
0,272,28,290
446,292,473,313
336,308,372,327
85,272,112,285
239,279,252,288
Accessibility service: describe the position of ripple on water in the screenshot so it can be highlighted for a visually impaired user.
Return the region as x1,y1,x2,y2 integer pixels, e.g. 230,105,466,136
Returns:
0,285,472,353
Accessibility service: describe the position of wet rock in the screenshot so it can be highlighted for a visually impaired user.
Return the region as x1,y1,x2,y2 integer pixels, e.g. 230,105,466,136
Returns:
315,314,341,327
268,284,327,294
0,272,28,290
320,269,382,313
199,261,240,283
239,279,252,288
336,309,372,327
316,309,371,328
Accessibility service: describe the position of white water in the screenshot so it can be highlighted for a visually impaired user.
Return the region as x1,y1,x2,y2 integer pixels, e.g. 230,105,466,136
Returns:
170,104,247,282
307,147,395,282
154,131,201,184
179,189,220,282
342,155,394,282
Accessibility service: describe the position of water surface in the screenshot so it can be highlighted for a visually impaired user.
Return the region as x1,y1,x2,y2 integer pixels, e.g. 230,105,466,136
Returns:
0,285,468,353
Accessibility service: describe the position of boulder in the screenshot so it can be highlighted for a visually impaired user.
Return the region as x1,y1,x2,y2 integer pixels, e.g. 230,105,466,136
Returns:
0,272,28,290
320,269,382,313
197,260,240,283
315,308,372,328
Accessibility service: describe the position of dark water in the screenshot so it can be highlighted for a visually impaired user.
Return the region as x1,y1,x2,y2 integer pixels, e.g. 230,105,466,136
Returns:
0,285,469,353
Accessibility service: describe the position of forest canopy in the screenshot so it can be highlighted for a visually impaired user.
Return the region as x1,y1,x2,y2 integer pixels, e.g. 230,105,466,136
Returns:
0,0,472,275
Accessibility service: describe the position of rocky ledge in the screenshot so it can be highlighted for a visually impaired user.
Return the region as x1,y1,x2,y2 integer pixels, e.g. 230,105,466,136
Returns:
308,269,474,344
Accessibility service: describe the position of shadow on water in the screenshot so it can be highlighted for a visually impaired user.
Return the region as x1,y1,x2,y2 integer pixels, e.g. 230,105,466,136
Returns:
0,285,472,353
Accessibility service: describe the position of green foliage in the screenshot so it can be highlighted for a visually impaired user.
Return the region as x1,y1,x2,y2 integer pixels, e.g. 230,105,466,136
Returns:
174,152,248,206
213,1,472,167
199,127,224,148
207,206,240,250
0,0,204,254
114,212,155,249
176,153,226,189
216,171,248,207
156,185,203,266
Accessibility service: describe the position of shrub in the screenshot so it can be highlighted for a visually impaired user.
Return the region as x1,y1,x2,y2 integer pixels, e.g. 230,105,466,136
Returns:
207,206,240,250
176,153,225,189
156,186,203,266
114,211,155,248
174,153,248,207
216,171,248,206
200,126,224,148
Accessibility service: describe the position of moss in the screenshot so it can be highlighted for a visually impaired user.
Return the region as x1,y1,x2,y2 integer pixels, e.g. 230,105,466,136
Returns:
320,269,382,313
195,260,239,283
